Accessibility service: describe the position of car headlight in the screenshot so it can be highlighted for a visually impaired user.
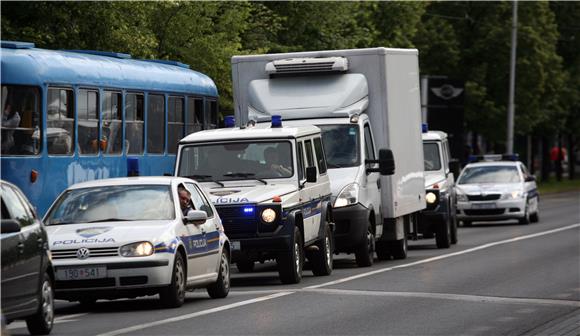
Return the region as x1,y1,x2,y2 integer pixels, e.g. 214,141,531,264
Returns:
503,190,524,199
334,183,359,208
261,208,276,223
426,192,438,204
457,192,468,202
120,241,154,257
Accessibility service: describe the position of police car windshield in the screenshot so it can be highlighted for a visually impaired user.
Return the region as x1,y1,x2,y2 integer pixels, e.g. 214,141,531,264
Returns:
458,165,521,184
178,141,293,181
423,143,441,171
318,125,360,168
45,185,175,225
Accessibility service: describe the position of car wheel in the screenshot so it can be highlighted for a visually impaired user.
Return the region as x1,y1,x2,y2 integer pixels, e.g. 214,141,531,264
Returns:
436,217,451,249
159,253,186,308
207,250,230,299
26,273,54,335
519,198,531,225
277,227,303,284
355,225,374,267
530,197,540,223
310,223,333,276
235,258,255,273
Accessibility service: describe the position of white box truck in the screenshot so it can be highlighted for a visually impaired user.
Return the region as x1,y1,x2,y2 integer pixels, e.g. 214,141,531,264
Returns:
231,48,425,263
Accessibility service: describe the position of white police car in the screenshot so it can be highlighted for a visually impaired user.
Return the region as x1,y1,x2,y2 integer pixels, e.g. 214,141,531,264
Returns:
176,117,334,284
455,155,539,225
43,177,230,308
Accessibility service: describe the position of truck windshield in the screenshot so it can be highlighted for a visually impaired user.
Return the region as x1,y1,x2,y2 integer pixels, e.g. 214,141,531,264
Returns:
318,125,360,168
178,141,293,181
423,143,442,171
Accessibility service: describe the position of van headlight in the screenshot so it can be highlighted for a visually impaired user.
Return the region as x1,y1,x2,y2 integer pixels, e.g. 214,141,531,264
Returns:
261,208,277,223
426,192,438,204
334,183,359,208
120,241,153,257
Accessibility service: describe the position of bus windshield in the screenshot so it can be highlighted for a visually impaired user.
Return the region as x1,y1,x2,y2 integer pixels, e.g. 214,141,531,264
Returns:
317,125,360,168
178,141,293,182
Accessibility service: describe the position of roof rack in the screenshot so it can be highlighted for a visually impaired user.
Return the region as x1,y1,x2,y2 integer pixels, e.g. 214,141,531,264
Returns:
468,154,519,163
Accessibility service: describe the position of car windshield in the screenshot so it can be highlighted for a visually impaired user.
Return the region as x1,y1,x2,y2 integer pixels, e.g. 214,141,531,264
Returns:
458,165,521,184
318,125,360,168
178,141,293,181
423,142,441,171
45,185,175,225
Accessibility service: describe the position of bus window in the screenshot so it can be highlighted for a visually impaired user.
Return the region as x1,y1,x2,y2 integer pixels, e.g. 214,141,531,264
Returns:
125,93,144,154
147,94,165,154
47,88,74,155
168,96,184,154
1,85,41,155
207,100,218,129
103,91,122,155
186,97,203,134
78,89,99,155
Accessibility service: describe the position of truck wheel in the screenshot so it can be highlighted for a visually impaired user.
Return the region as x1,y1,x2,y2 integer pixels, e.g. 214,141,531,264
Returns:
436,217,451,249
25,272,54,335
310,223,333,276
387,237,408,260
207,250,230,299
159,253,186,308
355,226,375,267
277,227,304,284
236,258,255,273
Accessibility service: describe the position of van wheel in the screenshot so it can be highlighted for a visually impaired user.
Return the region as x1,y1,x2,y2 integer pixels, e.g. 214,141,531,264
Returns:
310,223,333,276
207,250,230,299
277,227,303,284
355,226,375,267
436,217,451,249
26,273,54,335
450,212,458,245
159,253,186,308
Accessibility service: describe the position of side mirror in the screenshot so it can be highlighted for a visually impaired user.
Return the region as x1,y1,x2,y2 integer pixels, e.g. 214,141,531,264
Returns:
185,210,207,225
1,219,21,234
449,159,461,181
525,175,536,182
378,149,395,175
306,166,317,183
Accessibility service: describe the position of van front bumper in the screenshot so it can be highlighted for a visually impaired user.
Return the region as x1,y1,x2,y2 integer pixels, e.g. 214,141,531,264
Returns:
333,203,370,253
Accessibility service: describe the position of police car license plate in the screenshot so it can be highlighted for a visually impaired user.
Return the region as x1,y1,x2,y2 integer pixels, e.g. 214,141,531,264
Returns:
472,203,496,209
56,266,107,281
232,241,241,251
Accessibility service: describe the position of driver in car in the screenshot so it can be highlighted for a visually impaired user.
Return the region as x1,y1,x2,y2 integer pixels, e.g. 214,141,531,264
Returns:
264,147,292,177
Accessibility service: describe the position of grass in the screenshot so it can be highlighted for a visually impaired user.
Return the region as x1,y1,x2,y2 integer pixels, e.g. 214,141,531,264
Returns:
537,177,580,195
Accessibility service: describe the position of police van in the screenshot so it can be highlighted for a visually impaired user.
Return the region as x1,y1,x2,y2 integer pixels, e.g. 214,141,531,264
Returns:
175,117,334,284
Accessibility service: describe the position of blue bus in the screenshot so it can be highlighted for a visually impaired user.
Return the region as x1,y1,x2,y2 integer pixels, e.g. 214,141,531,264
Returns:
1,41,219,215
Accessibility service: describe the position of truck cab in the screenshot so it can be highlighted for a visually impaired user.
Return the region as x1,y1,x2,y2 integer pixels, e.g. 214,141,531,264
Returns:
418,129,458,248
175,118,334,284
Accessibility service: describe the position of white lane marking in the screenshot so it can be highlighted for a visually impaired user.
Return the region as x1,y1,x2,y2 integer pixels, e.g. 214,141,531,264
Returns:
303,288,580,307
6,313,88,330
97,222,580,336
96,292,292,336
306,223,580,289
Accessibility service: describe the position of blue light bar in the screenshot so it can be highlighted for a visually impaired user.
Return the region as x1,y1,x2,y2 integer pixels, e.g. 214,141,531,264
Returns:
422,123,428,133
468,153,520,163
271,115,282,128
243,206,255,214
224,115,235,128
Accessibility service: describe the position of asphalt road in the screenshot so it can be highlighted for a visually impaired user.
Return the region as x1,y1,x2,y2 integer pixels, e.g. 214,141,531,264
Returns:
7,191,580,336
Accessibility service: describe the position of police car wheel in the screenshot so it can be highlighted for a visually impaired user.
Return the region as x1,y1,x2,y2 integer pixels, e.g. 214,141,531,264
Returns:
311,223,333,276
207,250,230,299
530,197,540,223
25,272,54,335
519,198,531,225
355,226,374,267
159,253,186,308
278,227,303,284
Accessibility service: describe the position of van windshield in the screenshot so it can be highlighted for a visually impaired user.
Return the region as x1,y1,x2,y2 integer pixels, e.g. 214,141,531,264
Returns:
423,143,442,171
178,141,293,182
318,125,360,168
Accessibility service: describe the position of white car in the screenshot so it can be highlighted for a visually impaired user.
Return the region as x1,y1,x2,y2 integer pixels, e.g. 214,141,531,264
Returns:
455,158,539,225
43,177,230,308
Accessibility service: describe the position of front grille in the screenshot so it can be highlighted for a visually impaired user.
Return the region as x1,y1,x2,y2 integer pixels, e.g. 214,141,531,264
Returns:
464,209,505,216
56,278,116,289
216,205,258,236
120,276,148,286
52,247,119,259
467,194,501,201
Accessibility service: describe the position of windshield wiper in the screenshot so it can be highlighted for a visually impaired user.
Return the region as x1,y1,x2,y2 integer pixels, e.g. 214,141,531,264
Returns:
87,218,131,223
186,175,224,187
223,173,267,185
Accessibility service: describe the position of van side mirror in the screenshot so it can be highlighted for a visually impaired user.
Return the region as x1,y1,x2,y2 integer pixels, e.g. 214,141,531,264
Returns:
1,219,21,234
185,210,207,225
306,166,317,183
449,159,461,181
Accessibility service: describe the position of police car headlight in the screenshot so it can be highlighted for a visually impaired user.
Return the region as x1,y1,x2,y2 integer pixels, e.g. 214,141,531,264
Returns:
120,241,154,257
503,191,524,199
261,208,277,223
426,192,438,204
335,183,359,208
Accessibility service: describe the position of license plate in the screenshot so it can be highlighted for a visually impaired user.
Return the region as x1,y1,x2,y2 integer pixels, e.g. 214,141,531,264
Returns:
231,241,241,251
472,203,496,209
56,266,106,281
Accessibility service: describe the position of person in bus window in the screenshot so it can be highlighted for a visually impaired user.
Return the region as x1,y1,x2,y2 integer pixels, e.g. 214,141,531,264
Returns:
1,103,21,154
